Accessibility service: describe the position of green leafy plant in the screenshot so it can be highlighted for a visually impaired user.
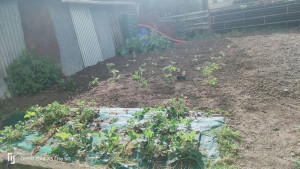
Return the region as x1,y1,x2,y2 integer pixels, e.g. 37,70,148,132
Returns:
33,134,47,146
106,63,120,84
168,131,204,168
44,102,70,128
162,62,180,82
75,100,97,126
4,49,60,95
116,31,172,56
207,77,217,85
0,122,28,144
133,66,148,86
98,126,121,154
213,125,242,158
89,77,99,88
58,77,76,91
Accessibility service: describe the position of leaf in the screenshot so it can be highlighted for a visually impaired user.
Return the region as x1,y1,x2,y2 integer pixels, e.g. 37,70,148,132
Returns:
127,130,140,140
145,129,152,139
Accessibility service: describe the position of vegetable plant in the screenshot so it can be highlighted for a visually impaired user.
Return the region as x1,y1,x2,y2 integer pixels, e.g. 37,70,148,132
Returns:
162,62,180,82
133,66,148,86
106,63,120,84
89,77,99,88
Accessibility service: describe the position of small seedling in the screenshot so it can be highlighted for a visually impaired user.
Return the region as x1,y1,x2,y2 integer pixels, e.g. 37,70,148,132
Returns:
123,64,129,67
152,70,155,75
152,63,157,66
89,77,99,88
207,77,217,85
128,60,136,62
227,45,231,49
133,66,148,86
163,62,180,82
106,63,120,84
159,56,168,60
209,48,213,51
196,67,201,71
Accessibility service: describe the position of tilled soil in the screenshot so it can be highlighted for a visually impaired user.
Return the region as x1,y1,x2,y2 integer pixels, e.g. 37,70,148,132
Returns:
0,28,300,168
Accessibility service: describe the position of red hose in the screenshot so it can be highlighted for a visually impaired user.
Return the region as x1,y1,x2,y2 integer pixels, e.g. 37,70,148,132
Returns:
138,24,187,43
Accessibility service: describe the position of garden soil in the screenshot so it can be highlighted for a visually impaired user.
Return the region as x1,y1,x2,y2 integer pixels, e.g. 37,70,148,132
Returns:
0,28,300,168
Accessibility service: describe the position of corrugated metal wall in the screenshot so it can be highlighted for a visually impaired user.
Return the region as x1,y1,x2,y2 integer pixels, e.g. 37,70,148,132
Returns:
0,0,26,98
69,4,104,67
47,1,84,76
18,0,61,65
0,0,26,78
90,6,116,60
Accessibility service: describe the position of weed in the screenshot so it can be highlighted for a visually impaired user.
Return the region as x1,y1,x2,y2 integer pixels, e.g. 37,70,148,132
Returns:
152,63,158,66
152,70,155,75
123,64,129,67
196,67,201,71
58,77,76,91
213,125,241,158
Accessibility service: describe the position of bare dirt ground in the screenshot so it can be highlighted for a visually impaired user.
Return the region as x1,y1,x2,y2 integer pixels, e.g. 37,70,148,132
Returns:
0,28,300,168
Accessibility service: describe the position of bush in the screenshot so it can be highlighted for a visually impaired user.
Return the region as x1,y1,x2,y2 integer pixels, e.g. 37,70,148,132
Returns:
58,77,76,91
4,49,60,95
117,31,173,56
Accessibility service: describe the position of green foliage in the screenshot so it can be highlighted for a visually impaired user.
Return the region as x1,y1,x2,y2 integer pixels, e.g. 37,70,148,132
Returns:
0,121,28,144
4,49,60,95
214,125,242,158
33,134,47,146
98,126,121,153
127,130,140,140
106,63,120,84
44,102,70,127
162,62,180,82
74,100,97,126
207,77,217,85
168,131,204,168
165,98,189,119
58,77,76,91
89,77,99,88
117,31,173,56
133,66,148,86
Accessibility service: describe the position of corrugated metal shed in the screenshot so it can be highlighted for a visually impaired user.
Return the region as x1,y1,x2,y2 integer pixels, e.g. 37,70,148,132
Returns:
18,0,61,65
69,4,104,67
47,1,84,76
0,0,26,98
90,6,116,60
0,0,26,79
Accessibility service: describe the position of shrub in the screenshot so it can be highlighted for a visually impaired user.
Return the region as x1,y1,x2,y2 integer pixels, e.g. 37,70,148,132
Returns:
4,49,60,95
58,77,76,91
117,31,173,56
